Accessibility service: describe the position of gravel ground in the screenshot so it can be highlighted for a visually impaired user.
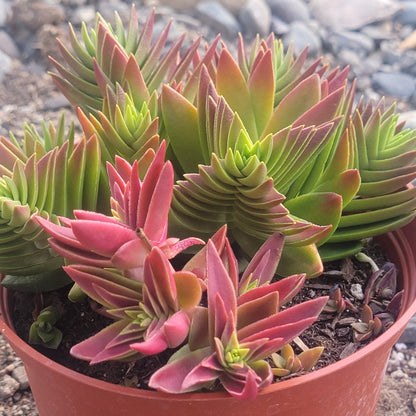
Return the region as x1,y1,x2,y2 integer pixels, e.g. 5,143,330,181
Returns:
1,0,416,414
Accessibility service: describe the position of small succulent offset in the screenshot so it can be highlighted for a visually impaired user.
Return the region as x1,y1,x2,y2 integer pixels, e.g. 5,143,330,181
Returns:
28,305,62,349
271,343,324,378
0,5,415,400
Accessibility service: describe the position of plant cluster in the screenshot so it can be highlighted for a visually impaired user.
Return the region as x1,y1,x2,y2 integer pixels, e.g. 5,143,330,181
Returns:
1,6,416,399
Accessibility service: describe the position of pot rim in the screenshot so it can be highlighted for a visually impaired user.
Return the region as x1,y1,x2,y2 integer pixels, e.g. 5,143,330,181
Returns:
1,226,416,402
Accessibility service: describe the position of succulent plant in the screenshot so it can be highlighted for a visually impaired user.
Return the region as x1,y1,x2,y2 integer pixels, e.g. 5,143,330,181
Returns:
271,343,324,377
36,150,327,398
65,246,202,363
28,305,63,349
50,6,198,114
36,142,203,279
321,99,416,260
161,35,416,269
161,43,359,277
149,237,328,399
0,116,101,290
351,304,383,343
49,8,416,279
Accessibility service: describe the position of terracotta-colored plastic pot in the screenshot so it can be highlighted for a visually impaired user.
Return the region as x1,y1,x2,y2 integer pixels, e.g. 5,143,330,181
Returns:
2,219,416,416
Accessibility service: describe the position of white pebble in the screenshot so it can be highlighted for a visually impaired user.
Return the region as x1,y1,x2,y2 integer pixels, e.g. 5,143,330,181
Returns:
350,283,364,300
390,369,408,379
408,357,416,369
395,343,408,351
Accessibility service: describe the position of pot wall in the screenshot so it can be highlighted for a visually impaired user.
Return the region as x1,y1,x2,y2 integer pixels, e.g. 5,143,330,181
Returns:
2,220,416,416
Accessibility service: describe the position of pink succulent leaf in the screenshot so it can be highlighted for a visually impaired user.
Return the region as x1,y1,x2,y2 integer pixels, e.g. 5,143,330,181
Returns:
238,274,306,307
149,345,213,393
91,283,141,309
238,297,328,343
206,240,237,338
219,364,267,400
138,142,168,233
184,335,272,400
48,240,114,268
162,310,191,347
35,216,83,249
143,247,178,316
222,238,239,292
70,220,137,257
239,232,285,294
237,292,279,330
72,210,122,224
70,319,143,364
109,155,133,187
243,320,318,360
129,320,169,355
159,237,205,259
220,312,238,348
212,294,230,344
130,310,190,355
142,161,174,242
188,306,210,350
63,265,142,309
111,238,150,270
181,353,221,390
183,224,227,280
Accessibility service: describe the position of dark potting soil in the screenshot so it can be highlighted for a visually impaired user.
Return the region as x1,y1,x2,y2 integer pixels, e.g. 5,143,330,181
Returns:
9,239,393,390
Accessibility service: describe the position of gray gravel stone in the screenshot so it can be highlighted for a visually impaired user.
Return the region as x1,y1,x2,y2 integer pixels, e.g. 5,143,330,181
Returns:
267,0,310,23
0,49,13,83
310,0,401,30
350,283,364,300
70,5,97,26
399,51,416,76
0,374,20,400
394,1,416,26
399,315,416,344
7,0,66,32
12,366,29,390
195,1,242,38
380,40,403,65
400,110,416,130
0,0,11,27
372,71,416,99
218,0,247,13
158,0,200,8
361,23,395,43
270,15,290,35
283,21,322,56
239,0,272,37
0,30,20,60
327,30,375,57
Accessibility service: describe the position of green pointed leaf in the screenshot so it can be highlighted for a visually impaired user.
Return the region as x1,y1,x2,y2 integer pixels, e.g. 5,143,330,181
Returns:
329,213,416,242
315,169,360,208
339,197,416,228
216,49,257,139
161,85,205,172
67,140,86,212
277,244,323,278
284,192,342,241
248,50,274,137
264,74,321,135
344,186,416,212
319,240,364,262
